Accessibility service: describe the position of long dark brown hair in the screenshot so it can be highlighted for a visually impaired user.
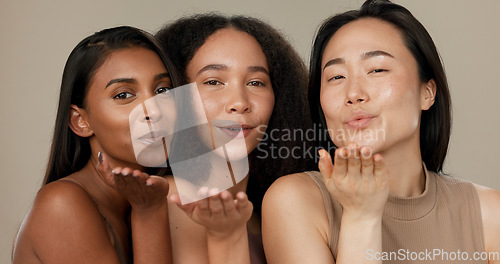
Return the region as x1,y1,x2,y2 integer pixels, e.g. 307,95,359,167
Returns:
156,14,315,214
43,26,181,185
308,0,452,173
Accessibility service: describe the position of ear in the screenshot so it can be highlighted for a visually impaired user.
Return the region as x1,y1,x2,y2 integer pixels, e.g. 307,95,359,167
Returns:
69,105,94,137
421,79,436,111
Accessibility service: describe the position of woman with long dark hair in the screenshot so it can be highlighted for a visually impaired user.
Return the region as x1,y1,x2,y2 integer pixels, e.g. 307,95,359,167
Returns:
262,1,500,263
156,14,314,263
13,26,181,264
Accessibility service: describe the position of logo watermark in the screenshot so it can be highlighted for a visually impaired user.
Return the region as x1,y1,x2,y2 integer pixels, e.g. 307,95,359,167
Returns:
255,123,386,161
366,248,500,262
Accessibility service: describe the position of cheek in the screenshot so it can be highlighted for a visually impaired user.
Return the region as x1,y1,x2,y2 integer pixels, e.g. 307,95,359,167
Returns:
257,90,275,124
92,112,132,148
88,104,118,133
199,93,221,121
380,83,421,129
319,88,342,126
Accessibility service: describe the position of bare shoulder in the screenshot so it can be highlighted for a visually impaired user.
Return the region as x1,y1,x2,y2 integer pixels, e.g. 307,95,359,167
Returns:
21,180,107,241
264,171,322,204
474,184,500,263
262,172,334,264
263,171,327,219
14,180,118,262
474,184,500,218
32,180,99,219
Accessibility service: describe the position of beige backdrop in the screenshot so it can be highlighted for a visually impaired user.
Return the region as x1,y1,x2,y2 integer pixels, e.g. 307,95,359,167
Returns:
1,0,499,262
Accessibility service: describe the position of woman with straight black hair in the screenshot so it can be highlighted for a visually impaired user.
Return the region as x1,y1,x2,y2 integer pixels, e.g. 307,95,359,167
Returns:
155,13,314,264
13,26,181,264
262,0,500,263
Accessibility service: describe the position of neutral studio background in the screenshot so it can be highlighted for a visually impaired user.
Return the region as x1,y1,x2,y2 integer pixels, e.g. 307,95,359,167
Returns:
1,0,499,262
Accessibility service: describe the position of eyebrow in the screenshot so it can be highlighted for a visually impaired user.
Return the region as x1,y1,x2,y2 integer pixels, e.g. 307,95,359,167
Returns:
361,50,394,60
106,78,136,88
196,64,228,77
196,64,270,77
154,72,171,81
322,50,395,72
105,72,170,88
322,58,345,71
247,66,270,75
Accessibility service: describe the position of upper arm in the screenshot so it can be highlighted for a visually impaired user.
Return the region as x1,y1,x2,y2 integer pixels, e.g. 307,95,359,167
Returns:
262,173,335,264
15,181,122,264
475,185,500,264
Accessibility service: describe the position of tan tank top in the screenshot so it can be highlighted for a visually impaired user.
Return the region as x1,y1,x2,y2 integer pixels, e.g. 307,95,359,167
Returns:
305,165,486,263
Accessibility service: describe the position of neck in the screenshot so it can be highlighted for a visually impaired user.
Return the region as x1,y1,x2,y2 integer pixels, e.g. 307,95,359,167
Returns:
379,142,426,198
75,159,130,218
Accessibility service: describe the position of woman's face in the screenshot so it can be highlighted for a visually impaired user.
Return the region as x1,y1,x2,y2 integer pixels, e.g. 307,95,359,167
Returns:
185,28,275,160
320,18,435,154
83,47,176,168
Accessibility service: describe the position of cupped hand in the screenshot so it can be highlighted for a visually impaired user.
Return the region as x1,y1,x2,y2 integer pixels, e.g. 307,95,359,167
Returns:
97,152,169,211
170,188,253,239
318,144,389,220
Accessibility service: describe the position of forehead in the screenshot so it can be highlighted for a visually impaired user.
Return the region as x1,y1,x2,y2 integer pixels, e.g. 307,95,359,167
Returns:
189,28,268,67
322,18,407,61
95,48,165,75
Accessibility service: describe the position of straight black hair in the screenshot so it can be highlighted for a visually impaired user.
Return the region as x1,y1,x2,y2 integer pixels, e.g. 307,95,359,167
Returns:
44,26,181,185
308,0,452,173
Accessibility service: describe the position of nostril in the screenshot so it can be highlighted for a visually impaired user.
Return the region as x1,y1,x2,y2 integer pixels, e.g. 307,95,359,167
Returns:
145,116,150,121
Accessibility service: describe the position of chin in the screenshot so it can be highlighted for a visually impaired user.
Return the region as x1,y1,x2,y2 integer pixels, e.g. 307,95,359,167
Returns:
213,141,249,161
135,148,168,167
335,139,381,151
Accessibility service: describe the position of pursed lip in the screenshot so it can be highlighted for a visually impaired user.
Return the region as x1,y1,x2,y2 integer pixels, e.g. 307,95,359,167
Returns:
136,130,168,145
211,120,255,139
344,110,376,130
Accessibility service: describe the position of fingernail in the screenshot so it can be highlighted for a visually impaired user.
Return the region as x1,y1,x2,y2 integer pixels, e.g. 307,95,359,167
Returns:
318,149,325,159
199,186,209,195
209,188,220,196
361,147,371,158
339,148,349,159
98,152,103,163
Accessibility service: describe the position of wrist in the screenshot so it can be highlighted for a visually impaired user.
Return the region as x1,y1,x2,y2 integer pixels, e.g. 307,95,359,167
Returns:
341,210,383,226
131,202,169,219
206,225,248,243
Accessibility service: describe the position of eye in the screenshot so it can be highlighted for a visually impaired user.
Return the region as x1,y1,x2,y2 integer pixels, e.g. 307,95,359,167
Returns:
113,92,133,99
328,75,345,82
155,86,172,94
247,80,265,87
369,69,387,74
203,80,224,86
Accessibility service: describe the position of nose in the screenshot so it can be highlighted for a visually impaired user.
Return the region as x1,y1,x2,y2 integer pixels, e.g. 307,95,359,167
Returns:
224,86,251,114
345,77,369,105
141,97,162,122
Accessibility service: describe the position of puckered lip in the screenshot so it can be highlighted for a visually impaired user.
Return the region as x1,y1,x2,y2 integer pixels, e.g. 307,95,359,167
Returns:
136,130,169,145
211,120,255,139
344,110,376,130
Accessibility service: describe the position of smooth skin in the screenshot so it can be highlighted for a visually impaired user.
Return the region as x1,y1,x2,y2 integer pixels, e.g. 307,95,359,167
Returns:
166,28,274,264
170,190,253,264
262,18,500,264
13,47,173,264
111,28,273,264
